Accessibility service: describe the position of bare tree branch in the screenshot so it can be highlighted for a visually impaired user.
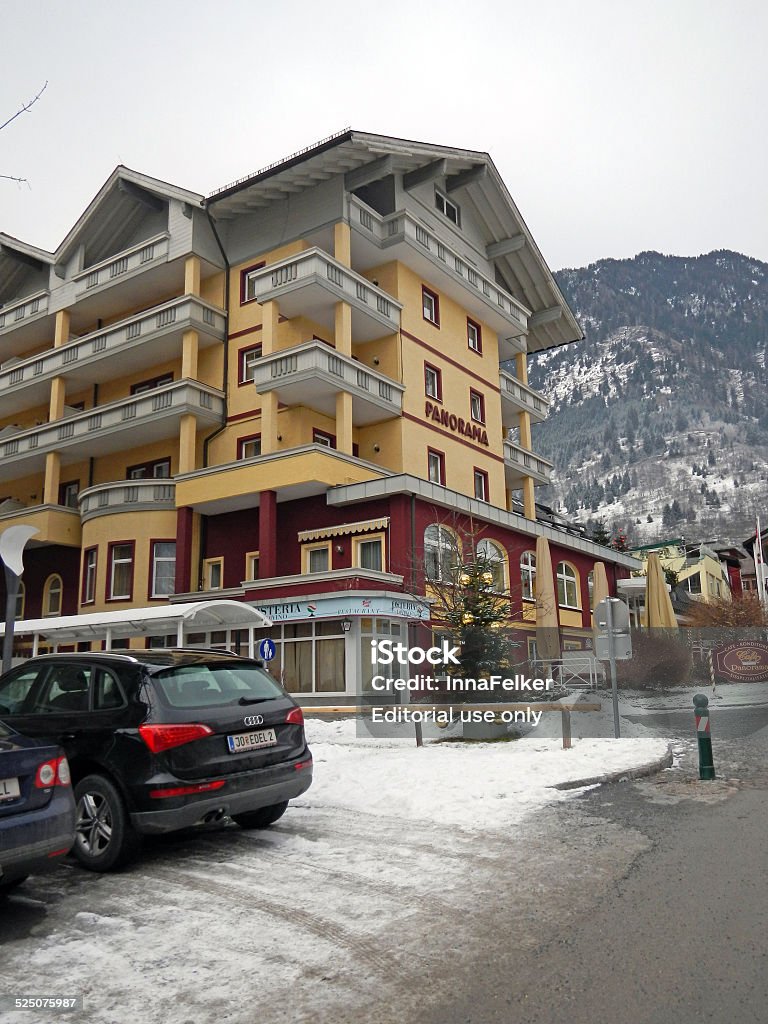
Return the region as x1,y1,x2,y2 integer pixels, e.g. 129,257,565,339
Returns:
0,81,48,134
0,174,30,187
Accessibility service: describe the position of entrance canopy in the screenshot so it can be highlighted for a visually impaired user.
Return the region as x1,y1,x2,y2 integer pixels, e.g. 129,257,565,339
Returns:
0,600,272,654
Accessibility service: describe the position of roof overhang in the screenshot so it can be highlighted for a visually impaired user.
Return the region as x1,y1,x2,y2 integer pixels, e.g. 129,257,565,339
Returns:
1,599,271,644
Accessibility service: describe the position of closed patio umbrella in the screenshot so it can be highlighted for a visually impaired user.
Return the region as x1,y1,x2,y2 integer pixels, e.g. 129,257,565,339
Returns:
535,535,561,662
644,552,678,629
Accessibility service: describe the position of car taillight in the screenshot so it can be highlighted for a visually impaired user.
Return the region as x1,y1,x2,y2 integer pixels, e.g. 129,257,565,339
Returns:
294,759,312,772
285,707,304,725
139,723,214,754
150,780,226,799
34,756,71,789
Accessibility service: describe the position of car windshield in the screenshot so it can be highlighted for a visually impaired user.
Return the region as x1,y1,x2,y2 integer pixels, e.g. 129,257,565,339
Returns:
150,661,285,709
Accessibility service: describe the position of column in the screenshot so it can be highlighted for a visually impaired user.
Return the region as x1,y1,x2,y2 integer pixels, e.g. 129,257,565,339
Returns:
334,301,352,356
258,490,277,579
336,391,353,455
182,330,199,379
515,352,536,521
43,451,61,505
260,392,279,454
53,309,70,348
261,300,279,356
184,255,201,297
49,377,66,421
175,507,194,594
178,414,197,474
334,222,351,267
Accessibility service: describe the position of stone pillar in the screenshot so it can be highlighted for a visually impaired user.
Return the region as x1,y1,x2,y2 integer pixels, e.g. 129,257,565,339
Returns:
258,490,277,579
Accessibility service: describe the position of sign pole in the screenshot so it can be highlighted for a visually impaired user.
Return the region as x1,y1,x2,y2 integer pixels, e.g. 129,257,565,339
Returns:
606,599,621,739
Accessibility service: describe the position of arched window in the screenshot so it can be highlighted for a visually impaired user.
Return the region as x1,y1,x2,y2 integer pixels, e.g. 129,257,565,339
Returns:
476,539,507,592
43,574,63,617
14,581,25,621
556,562,579,608
520,551,536,600
424,525,459,582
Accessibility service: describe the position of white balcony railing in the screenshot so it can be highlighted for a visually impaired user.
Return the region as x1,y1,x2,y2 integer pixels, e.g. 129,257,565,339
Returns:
79,479,176,523
0,290,50,334
499,368,550,422
503,438,553,485
0,296,225,408
245,247,402,340
348,195,530,336
0,381,223,476
253,340,403,421
72,233,170,299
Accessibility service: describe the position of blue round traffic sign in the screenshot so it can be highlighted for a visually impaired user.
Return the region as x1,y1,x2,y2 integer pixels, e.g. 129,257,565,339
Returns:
258,638,276,661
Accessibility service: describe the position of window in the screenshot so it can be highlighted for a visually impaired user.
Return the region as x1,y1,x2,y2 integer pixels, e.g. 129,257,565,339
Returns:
477,538,507,592
151,541,176,598
43,574,63,617
59,480,79,509
521,551,536,601
127,457,171,480
435,190,460,226
203,557,224,591
94,669,125,710
422,286,440,326
304,544,330,574
240,261,266,303
556,562,579,608
108,542,134,600
82,548,97,604
469,389,485,424
427,448,445,485
238,344,262,384
685,574,702,595
424,524,458,582
313,429,336,448
473,469,489,502
354,536,384,572
130,373,173,395
467,319,482,354
238,434,262,460
246,551,260,581
424,363,442,400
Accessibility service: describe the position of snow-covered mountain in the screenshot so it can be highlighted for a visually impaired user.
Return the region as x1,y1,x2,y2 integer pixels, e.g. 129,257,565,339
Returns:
527,250,768,546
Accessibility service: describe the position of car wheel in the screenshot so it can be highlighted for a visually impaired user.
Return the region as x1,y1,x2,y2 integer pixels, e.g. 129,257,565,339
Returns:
232,801,289,830
0,875,28,895
73,774,140,872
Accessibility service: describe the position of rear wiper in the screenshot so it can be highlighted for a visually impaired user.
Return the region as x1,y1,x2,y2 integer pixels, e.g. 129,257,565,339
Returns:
238,696,271,705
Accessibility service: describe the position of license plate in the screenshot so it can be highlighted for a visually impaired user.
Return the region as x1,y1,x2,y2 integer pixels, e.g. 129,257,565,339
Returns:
0,777,20,802
227,729,277,753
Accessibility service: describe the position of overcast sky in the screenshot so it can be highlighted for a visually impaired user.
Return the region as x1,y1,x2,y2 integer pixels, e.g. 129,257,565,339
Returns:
1,0,766,272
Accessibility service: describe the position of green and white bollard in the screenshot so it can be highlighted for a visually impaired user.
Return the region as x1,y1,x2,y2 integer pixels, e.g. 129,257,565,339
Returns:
693,693,715,780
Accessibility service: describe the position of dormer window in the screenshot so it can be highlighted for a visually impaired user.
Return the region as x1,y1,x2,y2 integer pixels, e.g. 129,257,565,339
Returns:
435,190,460,227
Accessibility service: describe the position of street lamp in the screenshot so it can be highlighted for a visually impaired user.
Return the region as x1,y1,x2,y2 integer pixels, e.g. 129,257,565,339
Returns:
1,525,39,674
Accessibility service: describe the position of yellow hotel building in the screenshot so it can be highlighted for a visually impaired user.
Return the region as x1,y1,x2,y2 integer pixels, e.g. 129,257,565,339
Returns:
0,131,638,696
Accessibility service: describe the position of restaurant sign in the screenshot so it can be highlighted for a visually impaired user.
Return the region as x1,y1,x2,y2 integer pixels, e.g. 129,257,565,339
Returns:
714,640,768,682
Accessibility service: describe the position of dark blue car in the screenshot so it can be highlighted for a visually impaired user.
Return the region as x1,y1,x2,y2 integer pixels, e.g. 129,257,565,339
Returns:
0,721,76,892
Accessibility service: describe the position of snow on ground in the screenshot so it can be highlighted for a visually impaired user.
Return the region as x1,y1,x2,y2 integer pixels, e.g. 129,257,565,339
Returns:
2,716,671,1024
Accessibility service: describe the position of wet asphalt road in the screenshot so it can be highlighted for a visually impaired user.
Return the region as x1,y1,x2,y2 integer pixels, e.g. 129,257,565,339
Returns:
422,704,768,1024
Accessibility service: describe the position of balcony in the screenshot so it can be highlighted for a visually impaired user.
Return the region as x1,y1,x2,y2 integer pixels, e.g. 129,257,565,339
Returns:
0,290,53,355
175,445,384,516
0,381,224,484
348,196,529,353
0,501,81,547
0,295,226,419
499,368,549,424
503,438,553,487
253,341,403,424
246,248,402,341
73,233,170,301
79,479,176,524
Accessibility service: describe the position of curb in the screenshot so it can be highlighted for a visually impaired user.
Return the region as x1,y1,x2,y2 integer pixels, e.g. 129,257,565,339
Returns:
551,745,674,791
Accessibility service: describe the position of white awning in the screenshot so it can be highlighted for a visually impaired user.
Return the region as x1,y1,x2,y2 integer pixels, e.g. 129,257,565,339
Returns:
0,600,271,645
297,517,389,543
